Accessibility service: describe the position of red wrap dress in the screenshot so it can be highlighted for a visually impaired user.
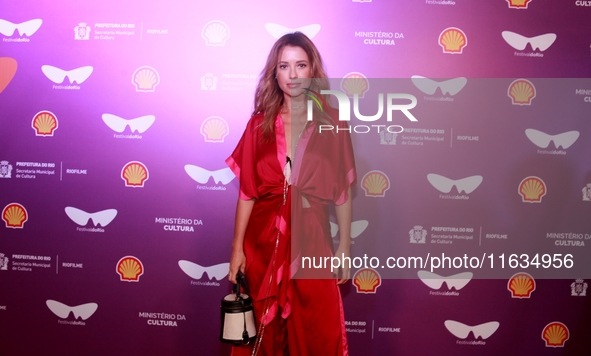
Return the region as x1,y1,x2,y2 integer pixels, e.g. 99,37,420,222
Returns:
226,111,356,356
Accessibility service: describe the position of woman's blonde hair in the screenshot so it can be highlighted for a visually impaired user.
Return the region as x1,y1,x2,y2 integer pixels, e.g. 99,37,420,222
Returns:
253,32,331,139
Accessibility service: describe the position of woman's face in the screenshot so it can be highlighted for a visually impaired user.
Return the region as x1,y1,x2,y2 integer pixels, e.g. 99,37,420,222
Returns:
276,45,312,99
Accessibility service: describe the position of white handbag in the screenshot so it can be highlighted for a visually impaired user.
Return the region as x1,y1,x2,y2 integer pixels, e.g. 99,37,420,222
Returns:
220,271,257,345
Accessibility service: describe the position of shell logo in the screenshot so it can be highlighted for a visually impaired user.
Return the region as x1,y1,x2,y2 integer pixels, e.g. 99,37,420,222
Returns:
2,203,28,228
0,57,17,94
121,161,149,187
439,27,467,54
340,72,369,98
542,322,569,347
361,170,390,197
31,111,58,136
353,268,381,294
507,0,532,9
200,116,229,143
508,79,536,105
519,176,546,203
507,272,535,298
132,66,160,92
116,256,144,282
202,20,230,46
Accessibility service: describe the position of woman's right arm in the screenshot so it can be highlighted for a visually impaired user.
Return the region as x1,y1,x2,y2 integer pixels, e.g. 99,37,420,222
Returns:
228,196,255,284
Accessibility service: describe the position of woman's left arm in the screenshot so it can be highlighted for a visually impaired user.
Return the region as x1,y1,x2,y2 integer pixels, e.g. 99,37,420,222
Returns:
334,186,352,285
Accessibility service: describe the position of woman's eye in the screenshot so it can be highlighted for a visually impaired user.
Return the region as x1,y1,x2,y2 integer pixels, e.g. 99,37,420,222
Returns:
279,64,287,69
298,63,307,68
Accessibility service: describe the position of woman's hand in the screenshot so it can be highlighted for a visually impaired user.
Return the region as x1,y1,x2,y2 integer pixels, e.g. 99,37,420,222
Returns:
228,248,246,284
334,243,351,285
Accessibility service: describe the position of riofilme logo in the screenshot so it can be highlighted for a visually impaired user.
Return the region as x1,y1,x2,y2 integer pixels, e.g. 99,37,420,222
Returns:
506,0,532,8
116,256,144,282
41,65,93,84
0,19,42,37
507,272,536,298
361,170,390,197
542,322,569,347
0,57,18,94
132,66,159,92
201,116,229,143
445,320,500,340
178,260,229,280
31,111,58,136
265,23,321,39
353,268,381,294
418,271,473,290
340,72,369,98
121,161,149,187
525,129,580,149
46,300,98,320
2,203,27,228
519,176,546,203
202,20,230,46
439,27,467,54
508,79,536,105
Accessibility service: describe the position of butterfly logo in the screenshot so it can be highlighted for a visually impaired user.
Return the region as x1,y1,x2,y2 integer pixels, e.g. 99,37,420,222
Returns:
501,31,557,51
330,220,369,244
0,19,42,36
265,23,321,39
102,114,156,134
417,271,473,290
184,165,235,185
46,300,98,320
411,76,467,96
41,65,93,84
178,260,229,280
64,207,117,227
427,174,483,194
525,129,579,149
445,320,500,340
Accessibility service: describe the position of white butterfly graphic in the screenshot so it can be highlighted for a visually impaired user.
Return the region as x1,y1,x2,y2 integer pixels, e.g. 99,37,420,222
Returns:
178,260,229,281
0,19,42,36
427,174,483,194
64,207,118,227
501,31,557,51
41,65,93,84
46,300,98,320
444,320,500,340
417,270,473,290
184,165,235,185
265,23,321,39
329,220,369,243
102,114,156,134
525,129,579,149
411,76,467,96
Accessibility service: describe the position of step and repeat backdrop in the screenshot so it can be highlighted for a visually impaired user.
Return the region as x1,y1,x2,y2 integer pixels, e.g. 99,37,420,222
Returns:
1,0,590,355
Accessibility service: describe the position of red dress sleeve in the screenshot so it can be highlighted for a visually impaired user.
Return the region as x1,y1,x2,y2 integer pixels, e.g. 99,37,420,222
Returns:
225,115,262,200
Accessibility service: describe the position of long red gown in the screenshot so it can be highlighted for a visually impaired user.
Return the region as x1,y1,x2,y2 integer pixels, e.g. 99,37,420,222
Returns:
226,110,356,356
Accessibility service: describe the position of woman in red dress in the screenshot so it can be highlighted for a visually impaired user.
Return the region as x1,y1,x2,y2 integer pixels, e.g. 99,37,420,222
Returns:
226,32,356,356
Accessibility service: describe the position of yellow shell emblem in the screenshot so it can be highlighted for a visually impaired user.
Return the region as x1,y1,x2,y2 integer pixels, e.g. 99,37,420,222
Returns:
2,203,28,228
202,20,230,46
507,272,535,298
439,28,467,54
542,322,569,347
132,66,160,92
506,0,531,9
508,79,535,105
519,176,546,203
32,111,58,136
362,170,390,197
340,72,369,98
201,116,229,142
122,161,149,187
353,268,381,294
117,256,144,281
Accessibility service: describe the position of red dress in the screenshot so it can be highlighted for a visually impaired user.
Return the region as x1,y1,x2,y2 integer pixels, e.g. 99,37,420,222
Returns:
226,111,356,356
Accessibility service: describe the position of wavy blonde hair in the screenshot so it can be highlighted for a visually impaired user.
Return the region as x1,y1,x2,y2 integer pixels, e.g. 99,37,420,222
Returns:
253,32,332,139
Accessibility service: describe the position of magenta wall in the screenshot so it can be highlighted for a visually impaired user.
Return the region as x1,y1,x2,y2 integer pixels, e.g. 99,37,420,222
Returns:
1,0,590,355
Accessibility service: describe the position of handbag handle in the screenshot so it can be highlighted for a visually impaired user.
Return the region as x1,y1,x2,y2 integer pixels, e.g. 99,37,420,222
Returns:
234,270,250,299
